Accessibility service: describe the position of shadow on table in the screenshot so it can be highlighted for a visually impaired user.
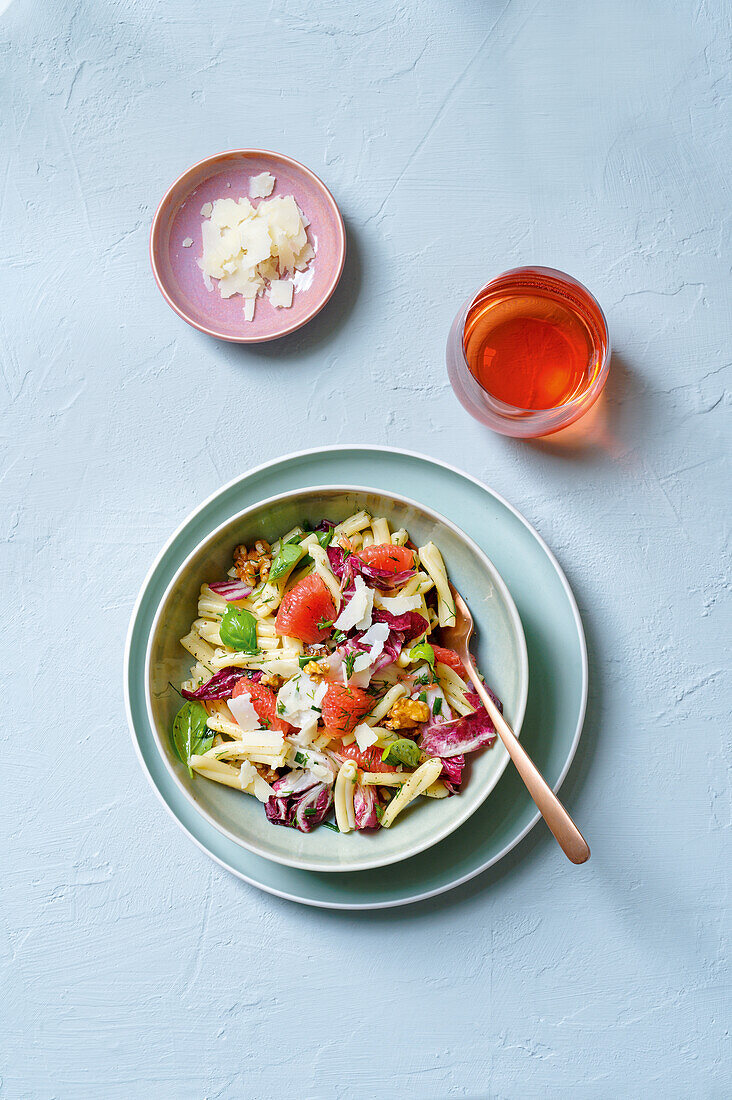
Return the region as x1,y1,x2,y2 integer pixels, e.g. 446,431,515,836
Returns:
499,350,649,465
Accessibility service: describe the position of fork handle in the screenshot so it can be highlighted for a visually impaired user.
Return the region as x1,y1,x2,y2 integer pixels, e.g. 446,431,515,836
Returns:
467,670,590,864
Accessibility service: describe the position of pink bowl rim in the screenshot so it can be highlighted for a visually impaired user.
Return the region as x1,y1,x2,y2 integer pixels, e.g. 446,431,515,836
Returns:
149,149,347,344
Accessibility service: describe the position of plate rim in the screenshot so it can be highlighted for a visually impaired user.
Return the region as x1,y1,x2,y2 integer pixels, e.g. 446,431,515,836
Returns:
149,148,347,343
143,482,529,872
124,445,588,909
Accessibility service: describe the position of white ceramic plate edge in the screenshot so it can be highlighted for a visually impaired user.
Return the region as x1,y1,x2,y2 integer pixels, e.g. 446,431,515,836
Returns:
123,445,588,908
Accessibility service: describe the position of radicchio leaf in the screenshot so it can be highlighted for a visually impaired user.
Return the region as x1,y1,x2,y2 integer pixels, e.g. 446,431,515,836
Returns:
209,579,254,600
326,546,416,591
371,610,428,644
439,754,465,794
181,666,262,700
419,691,500,758
353,784,380,830
265,769,334,833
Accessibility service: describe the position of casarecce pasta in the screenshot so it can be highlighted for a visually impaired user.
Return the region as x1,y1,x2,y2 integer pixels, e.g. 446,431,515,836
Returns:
168,511,500,834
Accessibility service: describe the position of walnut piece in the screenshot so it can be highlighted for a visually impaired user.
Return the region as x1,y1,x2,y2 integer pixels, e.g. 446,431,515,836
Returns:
302,660,326,680
234,542,272,586
385,697,430,729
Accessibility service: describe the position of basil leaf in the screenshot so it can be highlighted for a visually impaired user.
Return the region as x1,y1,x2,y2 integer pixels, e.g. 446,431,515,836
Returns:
317,528,333,550
409,641,435,668
269,542,304,581
381,738,422,769
220,605,259,652
172,701,213,777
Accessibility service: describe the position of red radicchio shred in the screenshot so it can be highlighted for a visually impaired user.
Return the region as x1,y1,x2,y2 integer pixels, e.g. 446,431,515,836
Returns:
208,579,254,600
265,770,334,833
326,546,416,591
419,691,500,758
371,610,428,644
180,666,262,700
353,784,380,829
439,754,465,794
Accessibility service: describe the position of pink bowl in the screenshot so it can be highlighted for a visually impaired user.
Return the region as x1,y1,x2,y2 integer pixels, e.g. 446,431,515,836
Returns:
150,150,346,343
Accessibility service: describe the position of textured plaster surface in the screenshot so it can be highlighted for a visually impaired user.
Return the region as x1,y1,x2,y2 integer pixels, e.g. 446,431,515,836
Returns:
1,1,730,1097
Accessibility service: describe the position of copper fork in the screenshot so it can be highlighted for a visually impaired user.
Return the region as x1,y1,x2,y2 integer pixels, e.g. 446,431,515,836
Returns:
441,586,590,864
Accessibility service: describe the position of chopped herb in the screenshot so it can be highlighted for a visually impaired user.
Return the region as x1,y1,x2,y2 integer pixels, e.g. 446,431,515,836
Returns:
414,673,430,685
303,807,317,817
317,528,333,550
320,819,339,832
331,629,346,644
285,532,303,545
375,804,384,821
418,691,427,703
312,706,322,714
316,617,333,630
344,652,356,678
260,718,270,729
277,703,286,715
294,751,307,765
433,697,443,716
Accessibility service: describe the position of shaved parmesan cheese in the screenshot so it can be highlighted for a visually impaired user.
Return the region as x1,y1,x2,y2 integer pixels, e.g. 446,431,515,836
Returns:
276,672,327,745
250,172,276,198
244,299,255,322
239,760,274,802
269,280,293,308
352,621,390,673
228,691,260,732
354,723,379,752
199,190,314,311
182,237,193,248
335,576,374,632
374,592,422,614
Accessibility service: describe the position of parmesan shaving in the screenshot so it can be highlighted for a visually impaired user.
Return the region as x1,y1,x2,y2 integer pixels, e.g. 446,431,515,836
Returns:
250,172,276,198
199,187,313,310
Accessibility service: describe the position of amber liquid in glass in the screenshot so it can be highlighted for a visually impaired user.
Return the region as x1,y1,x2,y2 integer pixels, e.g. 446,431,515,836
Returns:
463,272,606,411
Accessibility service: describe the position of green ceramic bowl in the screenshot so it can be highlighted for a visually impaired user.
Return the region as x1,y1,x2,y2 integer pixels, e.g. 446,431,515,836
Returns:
145,486,528,872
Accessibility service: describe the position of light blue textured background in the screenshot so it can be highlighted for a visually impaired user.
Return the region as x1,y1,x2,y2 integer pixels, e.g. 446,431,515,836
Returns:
1,1,729,1097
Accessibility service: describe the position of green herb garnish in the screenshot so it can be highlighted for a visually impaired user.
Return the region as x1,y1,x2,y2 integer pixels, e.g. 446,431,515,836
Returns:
277,703,286,715
220,605,258,653
331,629,346,644
171,701,213,777
344,652,356,679
317,528,333,550
294,751,308,765
321,819,339,832
381,738,422,769
269,541,304,581
418,691,427,702
303,807,317,817
316,617,333,630
433,697,443,716
409,641,435,668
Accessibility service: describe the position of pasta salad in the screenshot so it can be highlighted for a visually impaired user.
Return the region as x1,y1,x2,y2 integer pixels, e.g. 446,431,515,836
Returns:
170,510,501,834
